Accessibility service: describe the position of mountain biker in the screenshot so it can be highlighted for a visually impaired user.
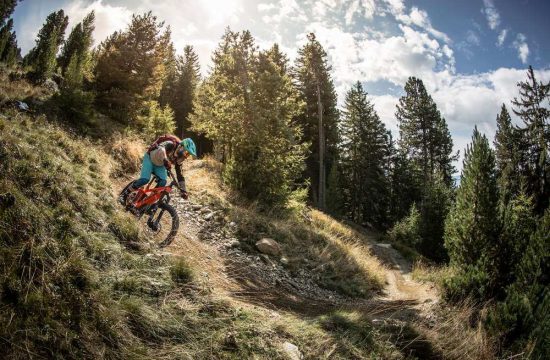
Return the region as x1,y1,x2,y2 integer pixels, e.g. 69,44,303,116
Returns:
120,135,197,203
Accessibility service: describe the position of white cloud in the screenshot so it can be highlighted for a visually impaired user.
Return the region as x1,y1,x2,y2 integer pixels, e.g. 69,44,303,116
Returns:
466,30,480,46
257,3,277,12
395,7,451,44
361,0,376,19
304,21,453,94
513,33,529,64
261,0,308,24
383,0,405,16
497,28,508,47
344,0,360,25
482,0,500,30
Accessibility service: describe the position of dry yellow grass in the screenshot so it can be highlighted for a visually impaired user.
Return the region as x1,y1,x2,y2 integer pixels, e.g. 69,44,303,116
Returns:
310,210,387,289
412,260,456,290
178,158,387,296
109,135,147,177
0,66,51,105
417,301,497,360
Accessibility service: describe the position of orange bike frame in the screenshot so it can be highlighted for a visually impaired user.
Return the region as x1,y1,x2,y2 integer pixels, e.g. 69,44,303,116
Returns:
132,182,173,209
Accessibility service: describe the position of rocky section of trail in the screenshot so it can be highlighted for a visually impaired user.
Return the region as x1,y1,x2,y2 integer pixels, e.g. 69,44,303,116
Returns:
170,196,440,308
169,194,444,358
171,198,350,304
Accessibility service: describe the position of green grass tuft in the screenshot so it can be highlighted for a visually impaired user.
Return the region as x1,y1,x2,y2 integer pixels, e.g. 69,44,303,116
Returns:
170,256,194,284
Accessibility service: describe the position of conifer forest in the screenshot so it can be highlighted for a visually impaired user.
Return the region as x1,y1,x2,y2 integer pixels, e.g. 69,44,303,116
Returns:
0,1,548,359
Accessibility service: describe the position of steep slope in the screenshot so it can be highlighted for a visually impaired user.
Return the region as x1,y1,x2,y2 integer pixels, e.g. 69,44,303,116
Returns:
0,96,399,359
0,72,494,359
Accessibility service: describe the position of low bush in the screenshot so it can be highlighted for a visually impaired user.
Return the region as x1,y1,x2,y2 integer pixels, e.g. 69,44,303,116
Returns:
387,203,421,246
170,256,194,284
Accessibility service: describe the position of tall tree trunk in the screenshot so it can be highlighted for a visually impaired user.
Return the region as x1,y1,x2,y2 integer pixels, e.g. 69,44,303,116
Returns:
317,81,325,210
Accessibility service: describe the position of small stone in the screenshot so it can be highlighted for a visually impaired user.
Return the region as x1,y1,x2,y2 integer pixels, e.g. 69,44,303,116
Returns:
226,239,240,248
255,238,281,256
223,332,238,349
229,221,237,227
204,212,215,221
282,342,302,360
200,207,211,214
280,256,289,265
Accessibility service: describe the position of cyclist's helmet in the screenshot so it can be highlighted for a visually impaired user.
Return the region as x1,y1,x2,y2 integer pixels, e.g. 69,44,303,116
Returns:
180,138,197,158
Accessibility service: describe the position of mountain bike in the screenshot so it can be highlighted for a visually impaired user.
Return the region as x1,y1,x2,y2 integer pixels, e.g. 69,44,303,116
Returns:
119,171,181,247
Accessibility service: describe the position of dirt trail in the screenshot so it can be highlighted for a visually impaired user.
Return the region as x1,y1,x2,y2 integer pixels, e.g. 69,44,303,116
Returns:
165,192,438,317
371,243,438,306
123,162,442,357
164,195,444,358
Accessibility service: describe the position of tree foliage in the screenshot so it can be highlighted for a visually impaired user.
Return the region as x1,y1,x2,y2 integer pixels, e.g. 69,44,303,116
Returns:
488,209,549,359
0,0,20,25
396,76,456,187
392,76,456,260
444,127,499,299
94,12,171,123
24,10,68,81
58,11,95,82
339,81,390,227
511,66,550,214
0,18,20,66
494,104,523,207
191,29,306,206
137,100,176,140
293,33,339,208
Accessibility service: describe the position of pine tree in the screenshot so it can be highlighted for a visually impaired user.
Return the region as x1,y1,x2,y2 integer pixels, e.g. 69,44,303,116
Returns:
25,10,68,81
0,0,19,25
0,18,13,57
444,127,499,300
396,76,456,187
494,104,523,207
0,19,19,66
418,174,452,262
94,12,171,124
488,209,549,358
171,45,201,138
158,38,177,108
191,30,306,206
387,139,417,223
293,33,339,209
326,160,344,216
58,11,95,79
1,30,20,66
495,193,537,294
511,66,550,214
339,82,389,227
394,76,456,260
137,100,176,139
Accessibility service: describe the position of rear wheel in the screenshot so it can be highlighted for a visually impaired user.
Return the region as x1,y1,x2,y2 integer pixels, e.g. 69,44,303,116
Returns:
118,181,135,206
139,202,179,247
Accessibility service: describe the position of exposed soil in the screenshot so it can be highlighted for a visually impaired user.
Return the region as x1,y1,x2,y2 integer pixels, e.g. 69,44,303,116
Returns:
121,163,442,358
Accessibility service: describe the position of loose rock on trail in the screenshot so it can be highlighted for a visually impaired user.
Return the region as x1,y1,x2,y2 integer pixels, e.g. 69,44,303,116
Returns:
167,193,438,319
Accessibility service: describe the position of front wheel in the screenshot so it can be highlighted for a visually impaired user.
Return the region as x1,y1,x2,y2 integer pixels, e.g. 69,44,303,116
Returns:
139,202,179,247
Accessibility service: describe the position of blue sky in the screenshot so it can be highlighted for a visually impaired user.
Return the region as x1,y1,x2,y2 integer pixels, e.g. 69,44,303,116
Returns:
11,0,550,171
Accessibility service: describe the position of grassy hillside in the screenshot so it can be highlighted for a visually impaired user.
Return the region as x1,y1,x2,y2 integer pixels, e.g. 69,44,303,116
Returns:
0,71,406,359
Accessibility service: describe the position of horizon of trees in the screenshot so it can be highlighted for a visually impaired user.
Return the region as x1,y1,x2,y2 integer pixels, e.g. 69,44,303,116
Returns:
2,4,549,358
